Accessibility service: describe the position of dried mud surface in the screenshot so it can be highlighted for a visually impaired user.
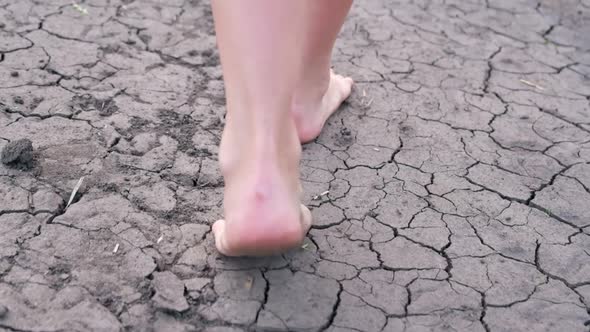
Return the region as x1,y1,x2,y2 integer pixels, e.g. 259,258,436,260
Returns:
1,0,590,331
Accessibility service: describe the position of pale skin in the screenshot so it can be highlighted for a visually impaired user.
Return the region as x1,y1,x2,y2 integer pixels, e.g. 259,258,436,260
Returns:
211,0,354,256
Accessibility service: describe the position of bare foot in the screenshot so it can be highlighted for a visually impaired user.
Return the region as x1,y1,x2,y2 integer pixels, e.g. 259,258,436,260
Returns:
212,115,312,256
291,70,354,143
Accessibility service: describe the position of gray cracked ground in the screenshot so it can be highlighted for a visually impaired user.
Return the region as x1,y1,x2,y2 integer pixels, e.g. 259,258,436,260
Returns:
0,0,589,331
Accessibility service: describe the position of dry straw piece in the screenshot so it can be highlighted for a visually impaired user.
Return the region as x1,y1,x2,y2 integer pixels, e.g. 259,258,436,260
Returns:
65,176,85,209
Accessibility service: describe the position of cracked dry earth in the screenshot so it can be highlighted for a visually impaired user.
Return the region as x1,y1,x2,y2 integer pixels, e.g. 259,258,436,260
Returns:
1,0,590,331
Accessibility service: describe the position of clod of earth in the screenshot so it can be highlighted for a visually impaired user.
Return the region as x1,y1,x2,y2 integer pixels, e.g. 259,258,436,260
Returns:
1,138,34,170
151,271,189,313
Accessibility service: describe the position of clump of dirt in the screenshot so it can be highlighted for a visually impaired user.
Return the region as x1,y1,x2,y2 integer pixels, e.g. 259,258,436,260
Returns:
95,98,119,116
335,126,354,147
1,139,34,170
69,94,119,116
29,96,44,111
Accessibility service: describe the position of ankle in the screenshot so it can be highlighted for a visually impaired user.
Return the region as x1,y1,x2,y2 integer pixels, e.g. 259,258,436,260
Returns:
292,69,331,107
219,112,301,176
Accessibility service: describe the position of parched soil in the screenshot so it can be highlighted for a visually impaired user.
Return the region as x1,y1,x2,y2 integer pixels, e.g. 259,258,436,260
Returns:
1,0,590,331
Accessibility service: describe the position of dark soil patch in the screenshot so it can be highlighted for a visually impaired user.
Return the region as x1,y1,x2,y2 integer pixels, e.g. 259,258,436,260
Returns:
69,94,119,116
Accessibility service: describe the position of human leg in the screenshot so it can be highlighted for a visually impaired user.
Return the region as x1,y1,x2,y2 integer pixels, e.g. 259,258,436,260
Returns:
211,0,311,256
211,0,354,256
292,0,354,143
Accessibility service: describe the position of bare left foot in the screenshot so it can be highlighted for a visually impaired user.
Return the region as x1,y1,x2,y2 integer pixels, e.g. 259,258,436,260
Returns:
291,70,354,143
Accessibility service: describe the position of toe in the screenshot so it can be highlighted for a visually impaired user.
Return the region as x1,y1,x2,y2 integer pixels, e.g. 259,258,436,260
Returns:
300,204,312,237
344,76,354,86
338,78,353,101
212,219,233,256
332,73,353,96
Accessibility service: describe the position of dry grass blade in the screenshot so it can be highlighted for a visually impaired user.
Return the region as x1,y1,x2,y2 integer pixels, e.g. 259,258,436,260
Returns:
72,3,88,15
312,190,330,200
519,79,545,90
66,176,85,209
244,276,253,290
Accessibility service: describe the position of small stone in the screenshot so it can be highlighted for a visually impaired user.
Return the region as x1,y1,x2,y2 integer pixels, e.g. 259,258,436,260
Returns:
59,273,69,280
152,271,189,312
1,138,34,170
10,71,19,77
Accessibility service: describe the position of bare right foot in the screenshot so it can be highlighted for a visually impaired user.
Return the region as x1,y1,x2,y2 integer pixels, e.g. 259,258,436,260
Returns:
291,70,354,143
212,114,312,256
